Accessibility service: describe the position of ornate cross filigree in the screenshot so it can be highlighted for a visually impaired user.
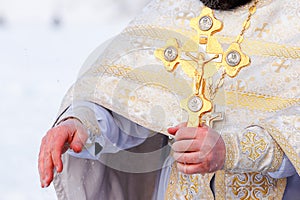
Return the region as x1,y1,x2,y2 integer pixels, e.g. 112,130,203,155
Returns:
272,59,289,73
255,23,269,37
230,173,272,200
241,132,268,161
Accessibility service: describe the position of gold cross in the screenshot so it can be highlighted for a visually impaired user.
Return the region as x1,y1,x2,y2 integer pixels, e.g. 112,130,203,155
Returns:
180,79,212,127
180,52,220,127
272,59,289,73
156,7,245,127
241,132,267,161
255,23,269,38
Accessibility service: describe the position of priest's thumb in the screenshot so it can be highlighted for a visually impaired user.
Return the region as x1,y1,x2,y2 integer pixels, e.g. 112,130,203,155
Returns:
167,122,188,135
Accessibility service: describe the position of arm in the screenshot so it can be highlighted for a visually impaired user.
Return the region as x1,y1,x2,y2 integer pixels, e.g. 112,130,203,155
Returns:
38,101,150,188
38,118,88,188
221,125,284,174
222,106,300,176
64,101,150,159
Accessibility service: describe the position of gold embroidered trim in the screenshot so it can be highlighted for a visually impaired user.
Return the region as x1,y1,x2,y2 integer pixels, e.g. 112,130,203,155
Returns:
98,65,192,98
215,171,226,200
263,124,300,175
241,131,268,161
164,163,178,200
92,65,300,113
269,140,284,172
177,173,214,199
215,171,287,200
165,164,215,199
124,26,300,60
231,173,272,199
225,91,300,112
222,133,236,171
222,126,284,173
276,178,287,200
227,172,286,200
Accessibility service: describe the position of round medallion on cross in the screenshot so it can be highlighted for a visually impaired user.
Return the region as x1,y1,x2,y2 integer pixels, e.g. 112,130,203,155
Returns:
199,16,213,31
226,50,241,67
188,96,203,112
164,46,178,62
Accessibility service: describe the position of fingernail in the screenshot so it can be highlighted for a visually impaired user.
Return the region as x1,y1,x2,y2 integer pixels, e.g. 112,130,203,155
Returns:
42,178,49,188
42,181,49,188
44,182,49,188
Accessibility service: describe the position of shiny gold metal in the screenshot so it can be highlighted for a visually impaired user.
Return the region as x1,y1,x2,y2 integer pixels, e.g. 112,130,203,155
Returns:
190,7,223,40
221,42,251,77
155,1,259,128
203,105,223,127
190,7,224,54
154,38,181,72
180,79,212,127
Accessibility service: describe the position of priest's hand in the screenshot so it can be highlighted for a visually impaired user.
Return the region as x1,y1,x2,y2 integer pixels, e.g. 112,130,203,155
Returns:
168,124,226,174
38,118,88,188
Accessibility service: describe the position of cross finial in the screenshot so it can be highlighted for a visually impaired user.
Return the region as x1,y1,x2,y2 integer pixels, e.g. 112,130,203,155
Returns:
203,105,223,127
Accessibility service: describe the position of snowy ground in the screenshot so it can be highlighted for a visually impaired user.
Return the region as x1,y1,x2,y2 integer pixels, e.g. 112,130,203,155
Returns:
0,0,149,199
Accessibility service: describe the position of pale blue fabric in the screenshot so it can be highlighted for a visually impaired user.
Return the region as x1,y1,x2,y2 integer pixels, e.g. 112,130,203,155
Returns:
268,155,296,179
66,102,300,199
66,101,150,160
282,174,300,200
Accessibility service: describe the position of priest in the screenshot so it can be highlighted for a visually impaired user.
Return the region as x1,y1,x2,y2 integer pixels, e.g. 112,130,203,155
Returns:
38,0,300,199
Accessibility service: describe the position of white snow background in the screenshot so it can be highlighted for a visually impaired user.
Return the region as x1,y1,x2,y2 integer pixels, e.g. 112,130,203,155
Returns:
0,0,150,199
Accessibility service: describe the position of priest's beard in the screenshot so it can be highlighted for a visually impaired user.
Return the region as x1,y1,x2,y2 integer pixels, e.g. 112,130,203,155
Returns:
200,0,253,10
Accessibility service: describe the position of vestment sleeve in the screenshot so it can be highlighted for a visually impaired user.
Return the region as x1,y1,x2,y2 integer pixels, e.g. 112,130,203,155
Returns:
260,106,300,176
222,125,284,173
222,106,300,177
268,155,296,179
57,101,150,160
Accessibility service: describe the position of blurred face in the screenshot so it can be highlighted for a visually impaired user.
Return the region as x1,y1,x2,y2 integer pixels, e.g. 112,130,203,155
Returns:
200,0,253,10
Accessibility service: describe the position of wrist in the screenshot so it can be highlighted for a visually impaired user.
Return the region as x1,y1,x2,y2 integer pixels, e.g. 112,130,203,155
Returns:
56,102,101,146
57,117,82,126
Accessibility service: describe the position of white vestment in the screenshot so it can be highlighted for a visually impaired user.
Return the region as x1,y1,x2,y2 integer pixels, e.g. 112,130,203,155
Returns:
53,0,300,199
